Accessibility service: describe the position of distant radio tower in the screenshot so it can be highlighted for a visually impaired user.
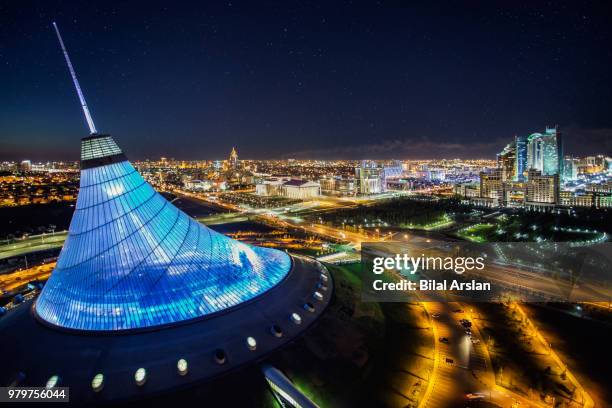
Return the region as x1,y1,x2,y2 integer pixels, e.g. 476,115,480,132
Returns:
52,21,98,134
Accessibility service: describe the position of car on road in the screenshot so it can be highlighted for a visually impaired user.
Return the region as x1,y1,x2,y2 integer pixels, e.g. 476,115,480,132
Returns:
466,392,486,400
438,337,449,343
445,357,454,364
460,320,472,328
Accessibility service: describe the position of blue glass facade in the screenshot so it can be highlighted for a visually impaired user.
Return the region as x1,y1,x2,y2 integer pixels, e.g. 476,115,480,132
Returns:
514,135,527,182
36,137,291,331
526,127,562,179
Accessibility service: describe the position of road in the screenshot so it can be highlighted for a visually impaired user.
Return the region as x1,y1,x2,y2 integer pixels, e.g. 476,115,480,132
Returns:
0,232,67,260
0,262,55,292
422,302,538,408
175,190,391,248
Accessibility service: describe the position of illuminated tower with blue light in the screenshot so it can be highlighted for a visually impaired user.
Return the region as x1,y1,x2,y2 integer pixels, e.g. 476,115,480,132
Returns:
514,134,528,182
35,24,291,331
526,127,563,180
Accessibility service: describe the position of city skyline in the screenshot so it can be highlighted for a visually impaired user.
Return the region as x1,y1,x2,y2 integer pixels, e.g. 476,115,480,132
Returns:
3,2,612,161
3,135,607,163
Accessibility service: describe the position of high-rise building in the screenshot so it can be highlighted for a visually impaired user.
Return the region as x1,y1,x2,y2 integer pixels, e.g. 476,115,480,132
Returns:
563,156,579,182
497,141,516,181
228,146,239,169
514,134,528,181
525,169,559,208
354,161,404,194
526,127,563,178
355,161,384,194
479,168,505,206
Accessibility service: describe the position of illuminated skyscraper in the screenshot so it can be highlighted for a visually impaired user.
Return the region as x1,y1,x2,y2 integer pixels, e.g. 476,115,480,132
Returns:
355,161,384,194
514,134,528,181
228,146,239,169
525,169,559,208
497,141,516,182
479,168,505,206
563,155,579,182
526,127,563,178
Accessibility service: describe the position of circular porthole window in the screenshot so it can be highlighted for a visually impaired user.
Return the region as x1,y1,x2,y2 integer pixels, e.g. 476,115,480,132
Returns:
303,302,315,313
214,349,226,365
91,373,104,392
45,375,60,389
177,359,188,376
270,324,283,338
290,312,302,325
134,368,147,386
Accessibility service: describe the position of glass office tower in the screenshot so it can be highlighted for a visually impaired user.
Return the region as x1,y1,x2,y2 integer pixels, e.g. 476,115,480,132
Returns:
526,127,563,179
514,134,528,182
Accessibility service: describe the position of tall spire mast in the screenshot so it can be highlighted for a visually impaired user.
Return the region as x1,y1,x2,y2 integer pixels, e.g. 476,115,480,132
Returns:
52,21,98,134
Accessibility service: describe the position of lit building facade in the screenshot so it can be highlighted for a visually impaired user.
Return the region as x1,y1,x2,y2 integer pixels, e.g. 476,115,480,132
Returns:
526,127,563,177
256,179,286,196
560,190,612,208
355,161,384,194
563,156,579,182
525,169,559,208
319,176,356,196
479,168,504,206
228,146,239,169
282,179,321,199
497,141,516,181
514,134,528,181
20,160,32,172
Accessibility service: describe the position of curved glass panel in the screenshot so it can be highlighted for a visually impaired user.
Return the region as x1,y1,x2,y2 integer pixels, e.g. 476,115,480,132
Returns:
36,139,290,331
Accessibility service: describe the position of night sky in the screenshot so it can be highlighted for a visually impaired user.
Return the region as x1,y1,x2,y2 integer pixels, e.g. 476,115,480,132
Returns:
2,1,612,161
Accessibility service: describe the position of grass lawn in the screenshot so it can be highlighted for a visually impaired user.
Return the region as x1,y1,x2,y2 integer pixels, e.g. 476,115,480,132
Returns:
402,214,455,231
456,223,496,242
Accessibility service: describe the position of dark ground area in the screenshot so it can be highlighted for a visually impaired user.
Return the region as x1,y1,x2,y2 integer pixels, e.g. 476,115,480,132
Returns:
166,195,222,218
0,202,74,238
524,303,612,407
0,195,223,239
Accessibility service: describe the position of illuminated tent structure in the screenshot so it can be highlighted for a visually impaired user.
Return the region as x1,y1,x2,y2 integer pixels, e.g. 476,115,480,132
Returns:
35,23,291,331
35,134,291,331
1,24,331,403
